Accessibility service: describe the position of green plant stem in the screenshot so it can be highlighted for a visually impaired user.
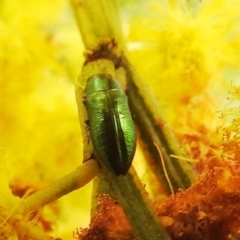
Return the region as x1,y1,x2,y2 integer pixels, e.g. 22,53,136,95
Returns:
69,0,197,238
123,60,197,194
69,0,125,51
95,164,171,240
18,160,98,213
70,0,197,196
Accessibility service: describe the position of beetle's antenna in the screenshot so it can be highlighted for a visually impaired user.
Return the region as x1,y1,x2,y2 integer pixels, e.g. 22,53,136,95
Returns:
154,142,174,195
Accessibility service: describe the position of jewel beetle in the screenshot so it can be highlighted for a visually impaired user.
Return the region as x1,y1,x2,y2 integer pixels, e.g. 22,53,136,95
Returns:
84,74,136,176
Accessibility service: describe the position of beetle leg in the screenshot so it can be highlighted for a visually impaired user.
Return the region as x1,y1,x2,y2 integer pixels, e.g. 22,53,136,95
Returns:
75,88,93,161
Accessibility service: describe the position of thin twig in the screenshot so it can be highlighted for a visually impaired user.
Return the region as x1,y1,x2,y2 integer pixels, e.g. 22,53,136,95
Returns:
18,160,99,214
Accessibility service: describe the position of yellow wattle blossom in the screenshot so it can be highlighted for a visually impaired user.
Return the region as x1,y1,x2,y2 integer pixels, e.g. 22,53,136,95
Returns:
0,0,91,238
127,0,240,173
127,0,240,124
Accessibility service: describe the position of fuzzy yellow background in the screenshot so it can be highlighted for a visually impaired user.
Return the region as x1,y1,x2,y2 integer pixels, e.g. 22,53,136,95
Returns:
0,0,91,238
1,0,240,239
126,0,240,164
127,0,240,127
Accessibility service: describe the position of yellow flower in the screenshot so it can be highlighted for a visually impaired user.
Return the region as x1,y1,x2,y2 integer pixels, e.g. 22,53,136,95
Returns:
128,0,240,125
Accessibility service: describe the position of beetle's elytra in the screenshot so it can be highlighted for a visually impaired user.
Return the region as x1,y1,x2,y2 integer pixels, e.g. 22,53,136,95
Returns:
84,74,136,175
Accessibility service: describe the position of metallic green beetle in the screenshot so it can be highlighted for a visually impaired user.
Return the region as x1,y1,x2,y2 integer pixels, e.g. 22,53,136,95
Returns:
84,74,136,176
